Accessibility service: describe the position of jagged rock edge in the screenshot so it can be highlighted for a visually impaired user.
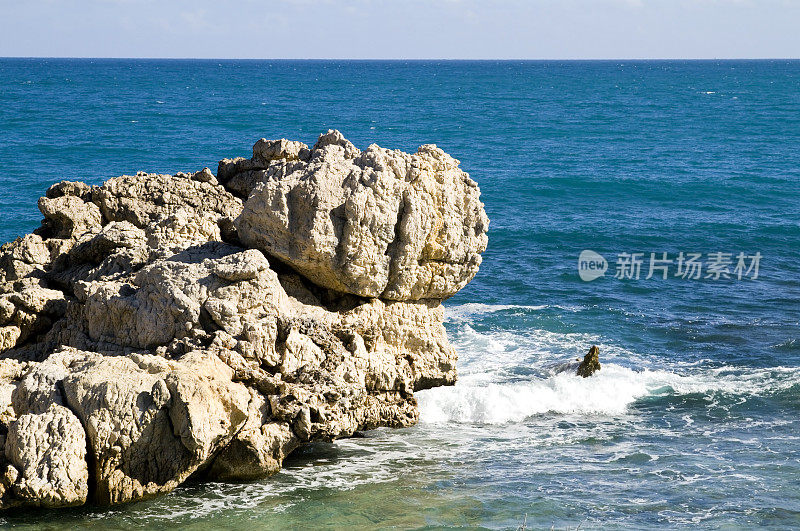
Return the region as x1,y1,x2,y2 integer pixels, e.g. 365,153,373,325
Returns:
0,130,488,509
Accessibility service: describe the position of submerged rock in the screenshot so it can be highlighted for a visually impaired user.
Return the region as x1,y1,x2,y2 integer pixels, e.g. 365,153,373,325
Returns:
0,131,488,509
576,345,601,378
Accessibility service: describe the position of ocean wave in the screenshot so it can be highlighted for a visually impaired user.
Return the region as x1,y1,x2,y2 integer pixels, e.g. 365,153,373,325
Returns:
77,438,419,522
419,318,800,424
418,363,800,424
449,322,633,377
444,303,552,322
772,338,800,352
418,364,651,422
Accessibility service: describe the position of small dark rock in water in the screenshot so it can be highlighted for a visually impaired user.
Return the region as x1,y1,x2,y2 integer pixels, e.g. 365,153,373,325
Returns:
576,345,601,377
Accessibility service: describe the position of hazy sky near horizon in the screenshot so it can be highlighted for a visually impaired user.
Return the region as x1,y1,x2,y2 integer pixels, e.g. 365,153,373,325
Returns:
2,0,799,59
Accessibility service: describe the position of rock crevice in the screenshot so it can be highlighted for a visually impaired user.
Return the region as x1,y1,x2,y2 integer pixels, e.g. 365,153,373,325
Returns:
0,131,488,509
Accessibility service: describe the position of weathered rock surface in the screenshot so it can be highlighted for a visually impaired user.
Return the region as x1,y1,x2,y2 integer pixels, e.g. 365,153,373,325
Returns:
576,345,601,378
0,131,488,509
232,130,489,300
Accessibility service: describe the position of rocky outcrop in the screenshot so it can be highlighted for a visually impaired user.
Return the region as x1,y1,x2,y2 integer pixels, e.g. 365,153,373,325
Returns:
0,131,488,509
231,130,489,300
576,346,601,378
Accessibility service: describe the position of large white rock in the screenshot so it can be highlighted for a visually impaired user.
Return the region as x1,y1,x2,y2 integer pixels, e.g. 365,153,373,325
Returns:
235,130,489,300
0,132,486,510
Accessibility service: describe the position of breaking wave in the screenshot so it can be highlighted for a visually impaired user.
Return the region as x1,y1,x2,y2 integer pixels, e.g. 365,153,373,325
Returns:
418,304,800,424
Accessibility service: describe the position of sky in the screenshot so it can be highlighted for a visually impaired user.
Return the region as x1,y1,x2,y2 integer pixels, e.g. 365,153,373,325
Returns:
1,0,799,59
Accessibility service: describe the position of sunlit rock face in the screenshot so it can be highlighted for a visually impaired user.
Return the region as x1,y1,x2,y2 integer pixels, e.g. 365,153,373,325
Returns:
0,131,488,509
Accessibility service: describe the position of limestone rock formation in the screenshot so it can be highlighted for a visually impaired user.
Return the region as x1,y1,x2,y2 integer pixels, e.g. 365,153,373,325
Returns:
0,131,488,509
229,130,489,300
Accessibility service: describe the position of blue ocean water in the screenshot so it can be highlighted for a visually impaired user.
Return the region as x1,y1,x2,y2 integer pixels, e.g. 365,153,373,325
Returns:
1,59,799,529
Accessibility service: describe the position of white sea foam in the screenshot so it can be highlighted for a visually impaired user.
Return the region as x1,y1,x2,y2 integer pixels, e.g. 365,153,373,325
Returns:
97,437,423,522
444,303,568,322
419,360,800,425
419,306,800,424
419,364,651,422
450,321,625,376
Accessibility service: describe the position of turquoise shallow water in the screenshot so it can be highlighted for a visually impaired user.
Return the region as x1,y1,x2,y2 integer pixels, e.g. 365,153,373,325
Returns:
1,59,799,529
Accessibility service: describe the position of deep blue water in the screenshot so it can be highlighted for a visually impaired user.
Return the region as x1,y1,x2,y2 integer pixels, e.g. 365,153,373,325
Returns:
1,59,799,529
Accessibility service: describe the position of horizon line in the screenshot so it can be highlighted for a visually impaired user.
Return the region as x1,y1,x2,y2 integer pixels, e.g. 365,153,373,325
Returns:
2,56,799,62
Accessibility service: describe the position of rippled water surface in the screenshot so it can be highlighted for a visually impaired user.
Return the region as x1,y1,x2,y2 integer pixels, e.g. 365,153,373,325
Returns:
1,59,799,529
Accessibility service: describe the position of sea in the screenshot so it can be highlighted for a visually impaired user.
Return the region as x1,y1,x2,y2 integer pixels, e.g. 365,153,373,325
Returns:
1,59,799,529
